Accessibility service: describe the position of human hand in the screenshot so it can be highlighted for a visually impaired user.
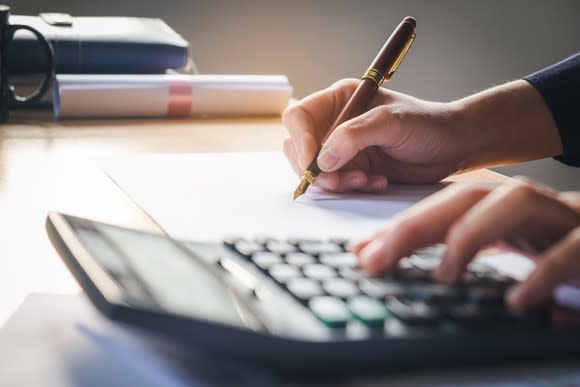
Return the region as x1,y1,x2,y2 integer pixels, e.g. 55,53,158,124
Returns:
282,79,562,193
282,79,466,193
350,178,580,310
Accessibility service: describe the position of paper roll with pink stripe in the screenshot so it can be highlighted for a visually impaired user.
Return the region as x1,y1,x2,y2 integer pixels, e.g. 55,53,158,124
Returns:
53,74,293,119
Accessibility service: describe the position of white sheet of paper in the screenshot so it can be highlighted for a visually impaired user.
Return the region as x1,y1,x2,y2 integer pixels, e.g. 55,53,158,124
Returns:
103,152,440,242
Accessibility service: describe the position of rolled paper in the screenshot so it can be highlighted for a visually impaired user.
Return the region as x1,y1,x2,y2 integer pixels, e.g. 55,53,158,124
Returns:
53,74,293,119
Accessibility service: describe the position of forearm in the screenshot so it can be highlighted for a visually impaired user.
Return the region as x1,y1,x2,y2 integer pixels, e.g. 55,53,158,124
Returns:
452,80,563,170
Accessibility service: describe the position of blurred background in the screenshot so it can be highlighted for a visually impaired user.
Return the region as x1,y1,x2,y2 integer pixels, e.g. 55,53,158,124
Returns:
11,0,580,189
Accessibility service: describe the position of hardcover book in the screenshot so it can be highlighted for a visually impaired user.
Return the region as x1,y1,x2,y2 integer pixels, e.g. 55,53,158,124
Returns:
8,14,190,74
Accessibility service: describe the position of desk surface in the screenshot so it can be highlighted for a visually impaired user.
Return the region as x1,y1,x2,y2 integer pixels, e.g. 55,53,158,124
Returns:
0,110,507,326
7,110,580,386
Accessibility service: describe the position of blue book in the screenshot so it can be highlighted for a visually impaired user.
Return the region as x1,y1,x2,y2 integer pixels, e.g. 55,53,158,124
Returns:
8,14,190,74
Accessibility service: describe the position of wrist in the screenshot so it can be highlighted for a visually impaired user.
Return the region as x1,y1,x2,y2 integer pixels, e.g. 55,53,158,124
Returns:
452,80,563,170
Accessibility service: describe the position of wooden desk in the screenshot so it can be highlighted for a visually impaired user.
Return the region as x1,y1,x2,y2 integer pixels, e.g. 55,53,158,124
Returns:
0,110,505,326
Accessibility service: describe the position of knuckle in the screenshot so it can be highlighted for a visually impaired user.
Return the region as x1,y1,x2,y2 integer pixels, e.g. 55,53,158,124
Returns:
377,104,407,128
504,180,542,202
330,78,359,91
336,120,358,142
453,183,490,201
568,227,580,245
281,103,301,126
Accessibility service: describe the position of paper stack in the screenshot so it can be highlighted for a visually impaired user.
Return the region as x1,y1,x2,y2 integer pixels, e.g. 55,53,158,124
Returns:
53,74,293,119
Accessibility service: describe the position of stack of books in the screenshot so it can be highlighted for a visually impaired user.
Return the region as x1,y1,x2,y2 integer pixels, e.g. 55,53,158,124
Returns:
9,13,292,118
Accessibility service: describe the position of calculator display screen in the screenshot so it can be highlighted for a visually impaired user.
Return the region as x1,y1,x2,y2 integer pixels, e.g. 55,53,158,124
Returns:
67,216,246,328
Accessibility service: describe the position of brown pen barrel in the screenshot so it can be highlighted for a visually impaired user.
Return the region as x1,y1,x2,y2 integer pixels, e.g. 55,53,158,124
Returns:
294,16,416,198
320,16,416,144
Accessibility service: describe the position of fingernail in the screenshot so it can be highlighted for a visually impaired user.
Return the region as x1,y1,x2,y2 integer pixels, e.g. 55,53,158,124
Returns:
317,145,340,171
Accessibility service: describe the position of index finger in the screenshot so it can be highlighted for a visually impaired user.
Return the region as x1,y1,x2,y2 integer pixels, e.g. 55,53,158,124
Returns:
282,79,359,169
352,183,492,274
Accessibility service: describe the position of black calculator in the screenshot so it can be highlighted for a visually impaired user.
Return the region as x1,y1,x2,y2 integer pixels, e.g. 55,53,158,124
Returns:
46,212,580,375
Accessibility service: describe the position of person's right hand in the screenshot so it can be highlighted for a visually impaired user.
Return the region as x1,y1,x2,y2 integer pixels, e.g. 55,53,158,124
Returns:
282,78,562,193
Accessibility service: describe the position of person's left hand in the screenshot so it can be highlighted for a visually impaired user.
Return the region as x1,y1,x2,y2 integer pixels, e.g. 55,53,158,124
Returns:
350,178,580,310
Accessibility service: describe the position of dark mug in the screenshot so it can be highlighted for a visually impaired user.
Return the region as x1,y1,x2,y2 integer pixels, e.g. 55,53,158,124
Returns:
0,4,54,122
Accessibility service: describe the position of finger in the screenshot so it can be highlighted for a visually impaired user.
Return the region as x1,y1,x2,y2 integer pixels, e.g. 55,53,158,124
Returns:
285,137,350,194
513,175,559,197
357,174,389,193
507,227,580,310
356,183,492,274
559,191,580,213
316,173,388,195
283,137,303,177
317,104,407,172
313,170,367,193
439,181,580,283
282,79,359,169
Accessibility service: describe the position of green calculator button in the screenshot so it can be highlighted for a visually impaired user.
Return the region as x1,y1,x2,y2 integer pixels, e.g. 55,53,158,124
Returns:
308,296,351,328
347,296,389,325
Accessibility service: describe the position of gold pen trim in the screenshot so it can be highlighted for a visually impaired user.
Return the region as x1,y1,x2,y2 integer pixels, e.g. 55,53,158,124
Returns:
384,32,416,81
362,68,385,87
302,169,316,184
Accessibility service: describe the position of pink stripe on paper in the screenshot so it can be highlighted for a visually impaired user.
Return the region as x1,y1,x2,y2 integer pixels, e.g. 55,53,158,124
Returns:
167,77,192,116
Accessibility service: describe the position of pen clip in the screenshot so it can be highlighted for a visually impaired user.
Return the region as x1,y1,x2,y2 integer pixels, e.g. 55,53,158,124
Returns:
384,32,416,81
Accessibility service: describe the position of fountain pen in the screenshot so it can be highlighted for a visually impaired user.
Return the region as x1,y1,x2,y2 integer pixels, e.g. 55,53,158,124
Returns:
293,16,416,200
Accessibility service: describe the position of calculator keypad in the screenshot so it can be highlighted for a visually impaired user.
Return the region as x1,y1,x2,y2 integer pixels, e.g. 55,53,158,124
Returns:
222,237,544,331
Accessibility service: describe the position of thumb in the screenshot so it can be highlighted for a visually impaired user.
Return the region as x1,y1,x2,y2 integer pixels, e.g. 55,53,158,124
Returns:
317,107,401,172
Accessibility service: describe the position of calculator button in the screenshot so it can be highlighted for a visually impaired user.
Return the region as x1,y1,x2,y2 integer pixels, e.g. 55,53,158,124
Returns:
347,296,389,326
319,252,359,268
309,296,351,328
408,254,441,271
482,273,515,286
328,238,349,249
414,244,447,258
410,283,464,303
303,264,336,281
253,236,277,245
222,236,243,248
268,264,300,283
266,240,297,254
284,252,315,266
386,297,441,325
467,261,498,277
251,252,282,269
234,240,264,257
395,266,433,282
339,267,367,281
501,308,546,328
287,278,324,301
446,302,497,324
286,238,318,246
298,240,342,255
322,278,359,299
465,285,506,304
359,278,407,298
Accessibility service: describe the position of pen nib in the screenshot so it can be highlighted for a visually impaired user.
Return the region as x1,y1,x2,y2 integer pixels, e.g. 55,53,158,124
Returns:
293,178,311,200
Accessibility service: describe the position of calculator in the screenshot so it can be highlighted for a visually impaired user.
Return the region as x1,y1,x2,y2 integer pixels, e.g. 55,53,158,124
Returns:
46,212,580,375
